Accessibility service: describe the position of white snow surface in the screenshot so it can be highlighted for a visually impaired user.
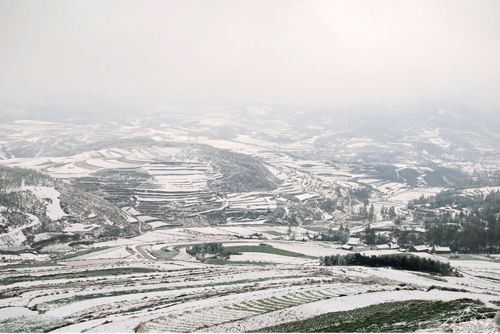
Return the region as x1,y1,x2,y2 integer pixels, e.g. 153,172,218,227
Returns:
21,186,67,220
206,289,499,332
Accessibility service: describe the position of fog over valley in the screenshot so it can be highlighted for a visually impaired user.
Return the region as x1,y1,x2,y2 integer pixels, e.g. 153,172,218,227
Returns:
0,1,499,333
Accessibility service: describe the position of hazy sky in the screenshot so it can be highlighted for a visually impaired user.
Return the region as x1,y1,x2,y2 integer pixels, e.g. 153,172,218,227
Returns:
1,0,500,110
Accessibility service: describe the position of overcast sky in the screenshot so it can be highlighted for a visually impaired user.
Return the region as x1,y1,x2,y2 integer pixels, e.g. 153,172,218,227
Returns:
1,0,500,111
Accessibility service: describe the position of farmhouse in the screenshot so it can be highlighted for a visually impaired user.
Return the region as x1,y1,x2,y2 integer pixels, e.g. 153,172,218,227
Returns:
430,246,451,254
341,244,353,250
347,237,363,246
374,243,399,250
408,245,429,252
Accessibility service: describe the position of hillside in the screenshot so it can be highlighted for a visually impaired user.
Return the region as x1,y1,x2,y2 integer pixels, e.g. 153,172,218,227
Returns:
0,166,142,253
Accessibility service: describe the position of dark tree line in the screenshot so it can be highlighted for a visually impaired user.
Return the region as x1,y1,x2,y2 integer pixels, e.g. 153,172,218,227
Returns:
186,242,226,256
412,190,500,253
0,166,53,190
320,253,455,276
394,230,425,248
357,203,376,222
380,206,397,220
362,226,391,245
425,216,500,253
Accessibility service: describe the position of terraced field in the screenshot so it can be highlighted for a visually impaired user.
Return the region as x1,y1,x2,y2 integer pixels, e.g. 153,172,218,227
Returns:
1,140,346,228
139,283,398,332
1,116,499,332
1,235,499,332
0,119,358,233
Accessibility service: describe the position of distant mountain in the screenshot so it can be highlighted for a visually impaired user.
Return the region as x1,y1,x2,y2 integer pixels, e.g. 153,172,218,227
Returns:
307,108,499,164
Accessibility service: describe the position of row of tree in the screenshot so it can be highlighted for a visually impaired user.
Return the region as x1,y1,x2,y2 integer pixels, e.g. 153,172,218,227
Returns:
425,218,500,253
362,226,391,245
358,203,376,222
304,226,350,243
186,242,226,256
320,253,455,275
380,205,397,220
358,203,398,222
0,166,53,191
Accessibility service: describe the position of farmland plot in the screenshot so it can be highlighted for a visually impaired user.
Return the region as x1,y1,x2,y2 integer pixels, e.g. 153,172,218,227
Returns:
1,234,498,333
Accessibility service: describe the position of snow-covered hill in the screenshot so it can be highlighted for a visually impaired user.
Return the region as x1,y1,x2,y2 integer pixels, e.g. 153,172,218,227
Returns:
0,166,142,252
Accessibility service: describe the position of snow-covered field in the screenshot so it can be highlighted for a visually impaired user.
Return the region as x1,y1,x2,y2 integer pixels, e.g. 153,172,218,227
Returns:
0,230,498,333
1,116,500,332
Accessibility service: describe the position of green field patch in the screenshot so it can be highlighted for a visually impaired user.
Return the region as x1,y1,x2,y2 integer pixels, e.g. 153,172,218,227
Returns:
256,299,495,332
225,244,315,259
0,267,160,285
241,301,276,312
270,297,301,307
150,246,179,260
413,272,448,282
205,258,273,266
426,285,469,293
36,274,305,311
0,315,70,333
0,261,60,270
261,231,286,236
303,226,333,233
225,289,339,315
476,275,500,282
57,247,110,261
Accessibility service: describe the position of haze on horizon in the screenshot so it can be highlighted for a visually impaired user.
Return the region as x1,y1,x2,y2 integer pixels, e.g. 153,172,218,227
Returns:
1,0,500,114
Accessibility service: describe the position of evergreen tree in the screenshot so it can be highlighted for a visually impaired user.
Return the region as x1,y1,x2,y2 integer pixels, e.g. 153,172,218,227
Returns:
363,226,377,245
368,204,375,222
388,206,396,219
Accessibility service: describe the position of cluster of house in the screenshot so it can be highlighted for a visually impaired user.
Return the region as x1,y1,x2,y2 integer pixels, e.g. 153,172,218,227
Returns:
411,203,467,221
407,245,451,254
340,237,451,254
340,238,400,251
